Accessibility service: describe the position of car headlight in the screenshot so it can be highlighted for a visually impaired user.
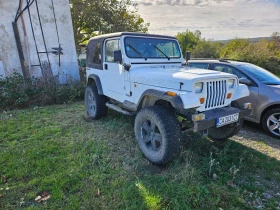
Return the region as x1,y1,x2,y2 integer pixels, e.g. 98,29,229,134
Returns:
194,82,203,93
228,79,235,89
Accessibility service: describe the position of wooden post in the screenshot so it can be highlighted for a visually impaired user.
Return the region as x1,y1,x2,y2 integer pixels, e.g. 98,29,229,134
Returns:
12,22,29,81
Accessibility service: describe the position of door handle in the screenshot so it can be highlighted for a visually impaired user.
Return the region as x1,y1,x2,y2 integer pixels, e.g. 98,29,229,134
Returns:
104,64,108,70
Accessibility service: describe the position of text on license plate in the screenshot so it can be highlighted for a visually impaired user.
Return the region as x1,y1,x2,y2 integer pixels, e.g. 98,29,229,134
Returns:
216,113,239,127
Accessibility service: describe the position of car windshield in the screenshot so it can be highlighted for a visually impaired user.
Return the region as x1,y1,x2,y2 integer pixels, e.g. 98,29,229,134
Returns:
124,37,181,59
238,63,280,85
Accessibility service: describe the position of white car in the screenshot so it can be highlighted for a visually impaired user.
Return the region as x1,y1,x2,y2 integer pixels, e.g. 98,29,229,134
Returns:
85,32,251,164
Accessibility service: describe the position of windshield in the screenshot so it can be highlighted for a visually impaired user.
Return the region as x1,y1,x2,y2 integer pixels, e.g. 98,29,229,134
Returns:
124,37,181,59
238,63,280,85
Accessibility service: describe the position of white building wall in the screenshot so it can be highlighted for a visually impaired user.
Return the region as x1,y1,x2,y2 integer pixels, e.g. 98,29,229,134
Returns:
0,0,80,83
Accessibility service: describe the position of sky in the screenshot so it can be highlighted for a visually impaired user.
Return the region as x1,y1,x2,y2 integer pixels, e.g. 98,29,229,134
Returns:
133,0,280,40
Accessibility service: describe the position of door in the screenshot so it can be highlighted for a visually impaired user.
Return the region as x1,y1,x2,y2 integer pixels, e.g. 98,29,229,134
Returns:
103,39,125,98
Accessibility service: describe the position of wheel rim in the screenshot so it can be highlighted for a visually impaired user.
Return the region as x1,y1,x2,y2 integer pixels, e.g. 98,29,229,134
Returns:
86,90,96,116
266,112,280,137
140,119,162,152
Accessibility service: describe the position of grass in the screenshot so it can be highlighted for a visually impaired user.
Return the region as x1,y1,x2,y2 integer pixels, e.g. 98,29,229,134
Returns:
1,102,280,209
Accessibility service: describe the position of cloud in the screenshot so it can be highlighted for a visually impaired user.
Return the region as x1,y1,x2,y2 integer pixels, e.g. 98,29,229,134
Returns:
138,2,153,6
133,0,206,6
134,0,279,7
133,0,240,6
135,0,280,40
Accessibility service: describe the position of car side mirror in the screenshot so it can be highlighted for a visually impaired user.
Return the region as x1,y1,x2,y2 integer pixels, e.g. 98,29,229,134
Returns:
239,77,253,86
114,50,122,63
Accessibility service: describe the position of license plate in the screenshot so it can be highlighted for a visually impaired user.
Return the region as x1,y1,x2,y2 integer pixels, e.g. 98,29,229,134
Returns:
216,113,239,127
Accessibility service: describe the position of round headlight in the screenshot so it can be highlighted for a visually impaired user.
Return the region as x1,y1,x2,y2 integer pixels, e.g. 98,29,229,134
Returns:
194,82,203,93
228,79,235,89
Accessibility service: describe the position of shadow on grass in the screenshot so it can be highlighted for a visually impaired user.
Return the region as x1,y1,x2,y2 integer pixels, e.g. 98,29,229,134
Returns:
1,104,280,210
128,131,280,209
83,109,280,209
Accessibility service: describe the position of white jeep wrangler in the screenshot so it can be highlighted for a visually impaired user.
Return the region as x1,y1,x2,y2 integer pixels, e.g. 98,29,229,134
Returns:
85,32,251,164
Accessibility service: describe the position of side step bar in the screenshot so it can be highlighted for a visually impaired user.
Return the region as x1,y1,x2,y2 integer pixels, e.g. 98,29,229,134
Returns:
106,102,135,116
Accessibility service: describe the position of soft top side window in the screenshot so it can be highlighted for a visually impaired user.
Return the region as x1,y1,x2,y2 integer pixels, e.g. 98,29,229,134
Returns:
86,38,104,70
105,39,121,62
93,43,101,64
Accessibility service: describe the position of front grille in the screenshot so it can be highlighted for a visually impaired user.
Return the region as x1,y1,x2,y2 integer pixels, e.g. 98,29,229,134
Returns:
205,80,227,109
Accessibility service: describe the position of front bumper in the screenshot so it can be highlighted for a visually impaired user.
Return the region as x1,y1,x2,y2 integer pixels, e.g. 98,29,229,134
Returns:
193,107,251,132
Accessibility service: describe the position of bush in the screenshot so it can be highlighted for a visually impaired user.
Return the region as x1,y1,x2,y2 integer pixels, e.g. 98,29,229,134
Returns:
219,38,280,74
0,73,85,110
177,29,280,75
192,41,222,59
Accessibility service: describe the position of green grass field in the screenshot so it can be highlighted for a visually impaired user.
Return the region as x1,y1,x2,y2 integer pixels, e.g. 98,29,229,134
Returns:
1,102,280,209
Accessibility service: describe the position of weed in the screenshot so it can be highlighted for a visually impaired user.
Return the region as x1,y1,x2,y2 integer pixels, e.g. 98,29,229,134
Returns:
0,102,280,209
0,72,85,111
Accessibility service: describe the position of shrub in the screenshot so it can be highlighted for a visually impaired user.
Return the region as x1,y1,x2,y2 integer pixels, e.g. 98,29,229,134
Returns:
177,29,280,75
192,41,222,59
219,38,280,74
0,73,85,110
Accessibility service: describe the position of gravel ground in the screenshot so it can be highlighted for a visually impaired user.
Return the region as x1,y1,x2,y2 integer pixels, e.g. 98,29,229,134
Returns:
232,121,280,209
232,121,280,160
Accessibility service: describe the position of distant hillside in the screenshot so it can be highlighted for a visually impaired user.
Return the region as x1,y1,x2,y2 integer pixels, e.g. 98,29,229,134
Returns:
214,37,272,44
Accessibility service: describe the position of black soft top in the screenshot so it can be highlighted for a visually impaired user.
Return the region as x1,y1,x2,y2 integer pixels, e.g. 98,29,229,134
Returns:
86,32,177,69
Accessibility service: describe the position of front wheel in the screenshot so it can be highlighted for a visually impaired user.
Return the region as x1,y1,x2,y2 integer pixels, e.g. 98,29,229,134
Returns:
208,119,243,141
262,108,280,139
134,106,182,165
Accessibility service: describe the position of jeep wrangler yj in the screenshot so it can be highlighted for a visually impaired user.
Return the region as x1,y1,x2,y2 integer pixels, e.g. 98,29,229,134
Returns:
85,32,251,164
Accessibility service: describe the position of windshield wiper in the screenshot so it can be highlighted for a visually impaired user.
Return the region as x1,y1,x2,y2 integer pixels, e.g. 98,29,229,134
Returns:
152,44,170,60
126,44,147,60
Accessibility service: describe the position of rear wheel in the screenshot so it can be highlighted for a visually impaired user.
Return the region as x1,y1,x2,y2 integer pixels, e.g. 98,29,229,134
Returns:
85,85,107,119
262,108,280,139
134,106,182,164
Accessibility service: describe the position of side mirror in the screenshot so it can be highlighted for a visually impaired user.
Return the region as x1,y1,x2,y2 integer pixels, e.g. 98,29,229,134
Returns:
239,77,253,86
114,50,122,63
185,51,191,61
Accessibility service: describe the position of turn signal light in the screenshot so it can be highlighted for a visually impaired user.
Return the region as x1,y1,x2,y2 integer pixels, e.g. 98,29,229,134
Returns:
226,93,232,99
199,98,205,104
243,103,252,109
166,91,177,97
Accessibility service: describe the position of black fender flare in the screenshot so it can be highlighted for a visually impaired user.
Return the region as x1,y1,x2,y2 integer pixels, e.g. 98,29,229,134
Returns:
87,74,103,95
138,89,184,111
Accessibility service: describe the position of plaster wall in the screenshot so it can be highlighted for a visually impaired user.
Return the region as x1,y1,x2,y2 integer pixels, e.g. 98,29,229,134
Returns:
0,0,79,83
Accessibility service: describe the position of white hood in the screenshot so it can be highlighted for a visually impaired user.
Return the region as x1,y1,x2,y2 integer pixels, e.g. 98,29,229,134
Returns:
130,65,235,91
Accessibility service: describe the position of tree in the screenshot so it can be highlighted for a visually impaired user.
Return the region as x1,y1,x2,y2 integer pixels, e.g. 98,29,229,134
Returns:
219,39,250,60
175,29,201,56
219,34,280,74
70,0,149,45
192,41,222,58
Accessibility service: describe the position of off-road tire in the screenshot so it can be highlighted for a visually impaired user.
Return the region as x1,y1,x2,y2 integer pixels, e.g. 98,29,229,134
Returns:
85,85,107,119
134,106,182,164
208,119,243,141
261,108,280,139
